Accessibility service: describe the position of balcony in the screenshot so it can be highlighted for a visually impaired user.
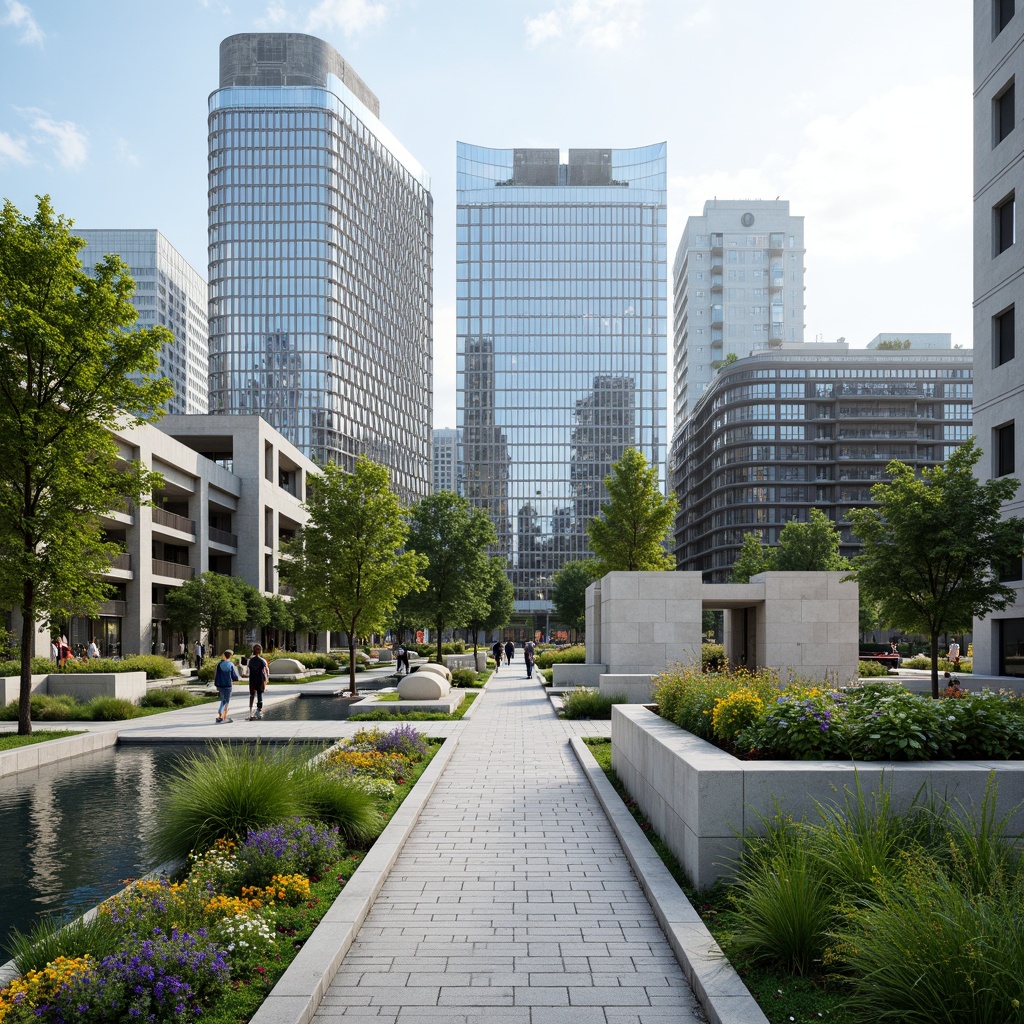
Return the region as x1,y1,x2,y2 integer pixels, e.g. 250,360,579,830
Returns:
209,526,238,548
103,552,133,580
99,600,127,617
710,274,723,291
151,603,168,621
152,558,195,581
152,507,196,538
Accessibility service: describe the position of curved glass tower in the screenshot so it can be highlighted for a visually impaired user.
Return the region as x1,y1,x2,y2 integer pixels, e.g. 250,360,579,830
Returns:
208,34,433,502
456,143,668,622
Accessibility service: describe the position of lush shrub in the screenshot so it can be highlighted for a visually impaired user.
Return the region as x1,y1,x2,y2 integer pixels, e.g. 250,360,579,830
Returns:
233,819,344,886
560,688,628,720
857,658,889,677
349,724,428,759
139,687,196,708
941,691,1024,759
741,687,849,759
0,694,84,721
711,689,766,743
701,643,726,671
5,913,125,975
842,685,951,760
450,668,477,688
0,657,54,677
535,645,586,669
288,651,342,671
81,696,143,721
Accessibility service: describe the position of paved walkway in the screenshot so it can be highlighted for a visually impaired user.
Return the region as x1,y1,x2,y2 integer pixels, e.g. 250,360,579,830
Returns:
313,670,705,1024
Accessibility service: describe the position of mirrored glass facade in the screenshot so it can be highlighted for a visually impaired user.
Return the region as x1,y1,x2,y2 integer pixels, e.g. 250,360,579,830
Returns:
456,143,668,613
208,34,433,503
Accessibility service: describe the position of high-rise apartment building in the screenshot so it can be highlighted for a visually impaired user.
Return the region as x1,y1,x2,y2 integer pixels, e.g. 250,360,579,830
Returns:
207,33,433,503
973,0,1024,677
456,143,668,620
432,428,462,495
671,340,973,582
672,200,805,424
77,230,208,415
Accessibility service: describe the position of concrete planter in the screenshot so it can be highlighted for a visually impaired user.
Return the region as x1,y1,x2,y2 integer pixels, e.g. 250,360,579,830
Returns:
611,704,1024,888
1,672,147,703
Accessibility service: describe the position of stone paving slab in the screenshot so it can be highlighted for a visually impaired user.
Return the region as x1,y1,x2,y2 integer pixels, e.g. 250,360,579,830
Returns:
308,671,706,1024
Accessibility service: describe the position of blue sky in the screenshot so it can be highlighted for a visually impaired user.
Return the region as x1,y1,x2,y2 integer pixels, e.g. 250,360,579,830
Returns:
0,0,971,431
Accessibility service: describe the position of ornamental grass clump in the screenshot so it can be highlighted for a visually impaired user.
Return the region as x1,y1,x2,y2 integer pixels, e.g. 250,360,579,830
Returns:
560,687,628,720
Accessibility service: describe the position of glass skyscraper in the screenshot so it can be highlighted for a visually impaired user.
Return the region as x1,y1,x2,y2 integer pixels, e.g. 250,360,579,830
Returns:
456,143,668,622
208,33,433,502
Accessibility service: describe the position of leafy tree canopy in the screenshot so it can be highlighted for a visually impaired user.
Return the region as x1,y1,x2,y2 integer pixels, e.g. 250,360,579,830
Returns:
551,559,598,640
849,439,1024,696
587,448,677,575
464,555,514,653
731,510,848,582
0,196,172,733
165,572,258,649
278,458,426,694
399,491,497,662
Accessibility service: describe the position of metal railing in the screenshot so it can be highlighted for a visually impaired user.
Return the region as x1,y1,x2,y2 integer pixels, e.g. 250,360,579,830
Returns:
208,527,238,547
152,507,196,535
152,558,195,580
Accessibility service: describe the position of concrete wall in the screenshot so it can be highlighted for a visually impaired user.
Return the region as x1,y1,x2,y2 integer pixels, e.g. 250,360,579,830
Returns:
612,704,1024,887
585,570,858,685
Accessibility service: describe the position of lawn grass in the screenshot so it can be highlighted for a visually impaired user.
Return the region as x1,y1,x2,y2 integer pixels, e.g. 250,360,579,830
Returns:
0,729,84,751
349,692,477,722
582,737,854,1024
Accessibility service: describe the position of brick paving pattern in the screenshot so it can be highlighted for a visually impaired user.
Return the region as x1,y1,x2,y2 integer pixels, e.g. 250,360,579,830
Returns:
313,670,704,1023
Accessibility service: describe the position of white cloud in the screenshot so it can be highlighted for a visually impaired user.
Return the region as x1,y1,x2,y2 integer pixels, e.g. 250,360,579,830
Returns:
2,0,43,45
115,138,140,168
525,0,644,50
305,0,388,36
20,109,88,169
257,2,289,28
671,75,971,266
0,130,30,164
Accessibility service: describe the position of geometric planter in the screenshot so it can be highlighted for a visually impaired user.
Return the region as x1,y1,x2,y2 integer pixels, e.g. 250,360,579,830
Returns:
611,703,1024,888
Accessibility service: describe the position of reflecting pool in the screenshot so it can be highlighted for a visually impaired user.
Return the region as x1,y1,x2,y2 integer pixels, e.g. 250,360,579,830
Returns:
0,745,190,952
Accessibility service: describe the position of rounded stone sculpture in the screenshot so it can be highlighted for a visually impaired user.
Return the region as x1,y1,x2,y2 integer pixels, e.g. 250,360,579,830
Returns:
268,657,305,677
414,662,452,682
398,669,451,700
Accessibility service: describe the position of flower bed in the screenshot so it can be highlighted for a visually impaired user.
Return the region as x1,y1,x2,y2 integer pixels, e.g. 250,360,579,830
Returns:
0,727,442,1024
652,666,1024,760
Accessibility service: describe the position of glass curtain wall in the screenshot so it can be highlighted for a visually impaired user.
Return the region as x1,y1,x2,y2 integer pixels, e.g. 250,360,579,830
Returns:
208,35,433,503
456,142,668,614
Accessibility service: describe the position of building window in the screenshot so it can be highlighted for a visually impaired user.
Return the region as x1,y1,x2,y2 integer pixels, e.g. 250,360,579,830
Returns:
994,192,1016,255
996,0,1015,36
994,305,1015,365
995,81,1016,145
996,422,1015,476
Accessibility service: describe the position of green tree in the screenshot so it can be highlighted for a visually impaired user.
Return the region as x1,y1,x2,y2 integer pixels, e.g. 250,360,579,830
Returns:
227,577,270,647
731,532,773,582
463,556,513,654
0,197,172,734
278,458,426,695
849,440,1024,697
165,572,248,653
773,508,849,572
265,594,294,647
552,559,598,641
587,448,677,574
399,491,497,662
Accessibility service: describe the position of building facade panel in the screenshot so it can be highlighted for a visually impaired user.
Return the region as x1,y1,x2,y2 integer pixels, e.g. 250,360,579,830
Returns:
672,343,974,583
456,142,668,615
973,0,1024,675
207,33,432,504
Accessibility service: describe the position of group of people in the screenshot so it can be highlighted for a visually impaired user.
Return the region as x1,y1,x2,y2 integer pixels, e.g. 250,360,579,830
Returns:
50,636,101,667
491,639,537,679
214,643,269,723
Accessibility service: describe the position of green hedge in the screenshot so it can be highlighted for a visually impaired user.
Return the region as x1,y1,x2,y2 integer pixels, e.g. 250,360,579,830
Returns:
535,645,586,669
0,655,180,680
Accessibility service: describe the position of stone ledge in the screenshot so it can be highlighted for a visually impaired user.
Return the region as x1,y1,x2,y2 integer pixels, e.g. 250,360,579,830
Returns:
570,737,769,1024
0,729,119,780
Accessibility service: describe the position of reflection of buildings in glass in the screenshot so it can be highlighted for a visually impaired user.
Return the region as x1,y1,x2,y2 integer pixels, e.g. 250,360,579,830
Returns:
456,143,667,612
571,375,637,526
461,336,511,556
207,33,433,503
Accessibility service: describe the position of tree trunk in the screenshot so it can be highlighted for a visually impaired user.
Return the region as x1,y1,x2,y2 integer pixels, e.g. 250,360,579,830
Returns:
930,632,940,700
348,631,358,697
18,579,34,736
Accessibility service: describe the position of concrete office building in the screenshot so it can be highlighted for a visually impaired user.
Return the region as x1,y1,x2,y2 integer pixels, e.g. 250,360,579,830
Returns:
672,200,805,424
208,33,433,503
432,428,462,495
23,415,318,660
671,340,973,582
77,230,208,415
973,0,1024,677
456,143,668,623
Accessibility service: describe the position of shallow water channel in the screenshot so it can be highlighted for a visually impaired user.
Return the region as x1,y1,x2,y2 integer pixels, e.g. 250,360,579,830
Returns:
0,744,190,952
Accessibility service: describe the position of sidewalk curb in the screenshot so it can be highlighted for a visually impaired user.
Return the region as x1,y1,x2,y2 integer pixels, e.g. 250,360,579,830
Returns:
570,736,769,1024
249,730,462,1024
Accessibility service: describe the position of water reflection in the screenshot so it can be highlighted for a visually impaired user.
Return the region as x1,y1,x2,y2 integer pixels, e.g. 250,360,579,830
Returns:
0,745,191,951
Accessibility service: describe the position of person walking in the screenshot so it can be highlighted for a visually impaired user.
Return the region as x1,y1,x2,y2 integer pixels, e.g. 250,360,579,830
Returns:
87,638,100,660
524,640,535,679
247,643,269,720
214,650,240,723
948,639,961,669
492,640,503,671
504,640,514,666
194,640,203,668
